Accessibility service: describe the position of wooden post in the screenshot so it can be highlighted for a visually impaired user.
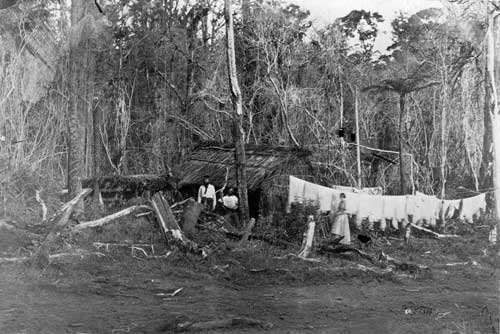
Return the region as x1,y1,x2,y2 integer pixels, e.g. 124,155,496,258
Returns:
297,215,315,259
399,93,406,195
355,87,361,189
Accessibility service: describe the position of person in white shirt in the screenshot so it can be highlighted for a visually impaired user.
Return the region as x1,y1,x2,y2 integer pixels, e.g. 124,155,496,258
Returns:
220,187,239,227
197,176,216,211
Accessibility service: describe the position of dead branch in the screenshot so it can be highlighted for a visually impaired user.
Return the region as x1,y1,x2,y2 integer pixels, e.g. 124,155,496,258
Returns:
0,251,105,264
166,114,215,141
171,197,194,209
32,188,93,268
35,190,48,221
59,188,93,214
72,205,152,231
0,220,15,230
174,316,273,332
354,264,393,275
410,223,460,239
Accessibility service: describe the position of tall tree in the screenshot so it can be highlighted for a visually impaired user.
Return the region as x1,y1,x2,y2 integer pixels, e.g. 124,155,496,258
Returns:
225,0,250,224
485,2,500,243
67,0,101,212
363,68,439,194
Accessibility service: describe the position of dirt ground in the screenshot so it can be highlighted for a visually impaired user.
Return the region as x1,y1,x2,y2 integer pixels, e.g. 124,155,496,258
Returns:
0,218,498,334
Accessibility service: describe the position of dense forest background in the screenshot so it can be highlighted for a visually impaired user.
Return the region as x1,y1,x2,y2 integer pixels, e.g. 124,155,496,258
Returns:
0,0,499,218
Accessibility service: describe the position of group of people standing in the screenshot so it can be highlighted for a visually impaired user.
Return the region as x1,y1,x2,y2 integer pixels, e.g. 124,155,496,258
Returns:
197,175,351,243
197,176,240,227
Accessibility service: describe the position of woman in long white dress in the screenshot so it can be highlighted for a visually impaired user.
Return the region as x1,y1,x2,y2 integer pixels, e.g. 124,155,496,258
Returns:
331,193,351,245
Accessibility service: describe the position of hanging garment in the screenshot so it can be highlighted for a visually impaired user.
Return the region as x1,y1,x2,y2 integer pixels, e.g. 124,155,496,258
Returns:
288,176,359,213
289,176,328,211
382,196,408,223
357,194,384,224
379,219,387,231
441,199,462,219
407,194,440,226
331,185,383,195
460,193,486,223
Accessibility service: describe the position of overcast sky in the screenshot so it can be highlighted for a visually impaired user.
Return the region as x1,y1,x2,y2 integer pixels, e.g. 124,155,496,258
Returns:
285,0,443,51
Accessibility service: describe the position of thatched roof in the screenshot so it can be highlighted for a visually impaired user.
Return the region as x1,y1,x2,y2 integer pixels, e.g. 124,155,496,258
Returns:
178,144,313,191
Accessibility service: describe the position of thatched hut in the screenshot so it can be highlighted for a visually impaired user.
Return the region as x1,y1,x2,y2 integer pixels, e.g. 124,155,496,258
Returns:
177,144,316,218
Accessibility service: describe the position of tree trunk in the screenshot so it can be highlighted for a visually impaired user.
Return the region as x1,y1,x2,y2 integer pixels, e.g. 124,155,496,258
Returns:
486,10,500,244
225,0,250,225
92,103,101,207
480,62,493,190
67,0,99,215
440,71,448,226
399,93,406,195
354,88,361,188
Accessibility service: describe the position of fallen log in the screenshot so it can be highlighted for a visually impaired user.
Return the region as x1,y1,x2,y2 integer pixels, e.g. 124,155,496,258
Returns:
354,264,393,275
82,174,175,200
318,243,381,266
151,193,204,256
174,317,273,332
379,251,428,272
151,193,185,241
0,251,105,264
32,188,93,268
72,205,152,231
410,223,460,239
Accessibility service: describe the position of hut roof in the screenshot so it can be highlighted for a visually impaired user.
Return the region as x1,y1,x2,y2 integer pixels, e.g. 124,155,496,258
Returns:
177,144,313,190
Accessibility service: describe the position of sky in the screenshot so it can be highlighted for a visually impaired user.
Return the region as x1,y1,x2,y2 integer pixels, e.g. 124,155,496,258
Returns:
285,0,444,51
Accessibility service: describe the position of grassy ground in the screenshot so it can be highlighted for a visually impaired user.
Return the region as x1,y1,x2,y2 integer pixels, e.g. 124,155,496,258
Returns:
0,206,498,334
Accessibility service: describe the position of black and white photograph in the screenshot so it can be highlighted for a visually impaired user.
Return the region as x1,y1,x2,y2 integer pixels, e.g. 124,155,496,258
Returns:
0,0,499,333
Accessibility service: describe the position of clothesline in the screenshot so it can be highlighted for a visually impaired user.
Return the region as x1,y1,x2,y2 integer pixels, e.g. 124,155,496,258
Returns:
288,176,487,229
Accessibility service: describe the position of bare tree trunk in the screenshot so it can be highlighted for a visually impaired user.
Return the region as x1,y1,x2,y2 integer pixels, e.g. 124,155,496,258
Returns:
440,70,448,226
354,88,361,188
399,93,406,195
487,10,500,245
92,104,102,207
67,0,99,215
225,0,250,225
480,61,493,190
